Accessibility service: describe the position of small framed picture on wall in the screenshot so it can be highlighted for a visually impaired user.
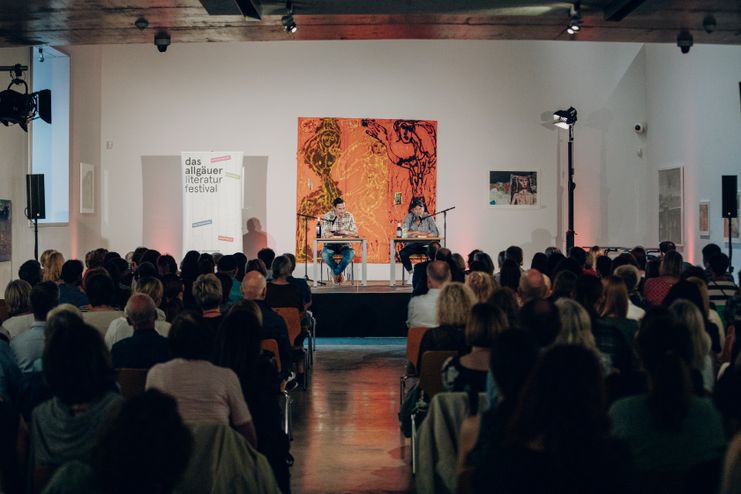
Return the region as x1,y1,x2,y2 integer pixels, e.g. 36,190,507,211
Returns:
699,200,710,237
80,162,95,214
489,170,539,208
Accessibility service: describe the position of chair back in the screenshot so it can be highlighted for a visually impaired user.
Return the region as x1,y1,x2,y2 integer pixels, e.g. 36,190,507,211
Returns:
116,368,148,399
406,327,431,373
261,338,282,372
418,350,456,400
273,307,302,347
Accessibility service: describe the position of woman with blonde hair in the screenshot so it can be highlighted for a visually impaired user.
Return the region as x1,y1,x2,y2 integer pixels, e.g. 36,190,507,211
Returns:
466,271,497,303
42,251,65,283
600,275,639,343
555,298,610,374
670,299,714,391
417,282,476,371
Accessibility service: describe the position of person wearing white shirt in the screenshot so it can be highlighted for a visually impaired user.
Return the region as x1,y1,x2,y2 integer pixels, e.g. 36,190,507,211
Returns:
407,261,451,328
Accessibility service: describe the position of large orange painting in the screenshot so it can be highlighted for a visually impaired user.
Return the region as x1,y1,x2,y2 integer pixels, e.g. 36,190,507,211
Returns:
296,117,438,263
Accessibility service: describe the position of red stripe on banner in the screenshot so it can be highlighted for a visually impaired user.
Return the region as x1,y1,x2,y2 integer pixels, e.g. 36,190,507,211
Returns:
211,155,231,163
218,235,234,242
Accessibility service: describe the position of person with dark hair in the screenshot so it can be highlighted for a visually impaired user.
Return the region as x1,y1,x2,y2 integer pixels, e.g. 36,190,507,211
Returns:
498,259,521,292
610,307,726,476
146,312,257,448
643,250,683,306
82,269,124,335
130,246,149,272
1,279,33,339
31,316,121,473
10,281,58,372
257,248,277,280
266,256,303,311
216,254,242,305
212,310,291,493
472,251,495,276
505,245,524,268
43,389,193,494
595,255,612,279
0,328,22,405
160,273,184,323
614,265,647,320
179,250,200,310
156,254,178,277
197,253,215,276
85,248,109,271
487,287,519,329
399,197,439,279
19,259,42,287
552,256,581,279
630,246,648,273
246,258,268,277
550,270,577,303
105,257,133,308
663,280,721,353
478,345,634,494
111,294,171,370
233,251,248,282
517,298,561,349
319,198,357,284
58,259,90,308
467,249,483,271
569,246,592,275
284,252,312,310
435,247,465,283
529,252,549,277
139,249,161,269
707,253,738,323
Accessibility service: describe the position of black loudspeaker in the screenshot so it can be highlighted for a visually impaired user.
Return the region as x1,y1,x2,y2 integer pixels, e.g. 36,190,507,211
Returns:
26,174,45,219
723,176,738,218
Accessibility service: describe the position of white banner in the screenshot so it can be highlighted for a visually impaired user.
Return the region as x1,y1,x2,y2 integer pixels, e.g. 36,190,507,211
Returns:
182,151,243,256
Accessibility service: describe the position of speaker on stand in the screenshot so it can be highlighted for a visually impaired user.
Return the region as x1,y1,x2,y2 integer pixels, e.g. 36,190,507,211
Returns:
25,174,45,261
722,175,738,276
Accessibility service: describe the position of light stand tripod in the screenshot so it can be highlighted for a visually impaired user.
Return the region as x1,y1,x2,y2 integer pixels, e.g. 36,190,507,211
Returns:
297,212,324,285
422,206,456,247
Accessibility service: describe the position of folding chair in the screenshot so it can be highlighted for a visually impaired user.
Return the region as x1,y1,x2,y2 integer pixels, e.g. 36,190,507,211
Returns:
400,326,431,408
273,307,310,389
115,368,148,399
261,338,293,438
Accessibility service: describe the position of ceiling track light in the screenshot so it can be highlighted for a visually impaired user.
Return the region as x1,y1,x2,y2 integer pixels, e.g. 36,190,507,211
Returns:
282,0,297,34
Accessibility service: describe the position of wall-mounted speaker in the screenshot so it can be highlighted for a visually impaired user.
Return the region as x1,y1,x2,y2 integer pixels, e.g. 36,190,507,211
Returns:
25,174,45,220
722,175,738,218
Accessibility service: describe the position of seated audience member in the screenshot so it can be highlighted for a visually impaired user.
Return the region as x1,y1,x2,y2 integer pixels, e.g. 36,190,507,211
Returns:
0,329,21,406
545,252,567,279
11,281,58,373
105,257,133,308
257,248,277,281
569,246,593,275
664,280,721,354
192,273,223,335
609,307,726,478
412,242,441,296
595,255,612,279
213,309,291,493
82,269,124,336
417,282,476,371
614,264,647,320
246,258,268,278
555,298,610,374
160,274,184,323
475,345,634,494
146,313,257,448
1,279,33,339
586,245,603,270
241,272,292,380
518,269,548,305
215,272,234,311
465,271,497,303
106,276,171,348
42,252,64,283
140,249,161,270
442,303,507,392
549,270,577,303
630,246,648,275
58,259,90,309
43,389,193,494
19,259,42,287
498,259,522,292
517,298,561,350
31,316,122,477
471,250,495,275
407,261,451,329
529,252,548,277
217,255,243,306
179,250,200,310
707,253,738,324
233,252,248,282
703,243,727,281
600,275,639,343
85,248,109,272
266,256,303,311
39,249,57,272
436,248,465,283
670,299,714,392
111,294,171,370
643,250,683,306
451,253,467,276
487,287,519,329
156,253,178,277
284,253,312,310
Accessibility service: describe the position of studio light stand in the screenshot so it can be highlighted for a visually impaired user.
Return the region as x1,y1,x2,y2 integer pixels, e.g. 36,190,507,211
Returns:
423,206,456,247
297,212,325,285
553,107,578,254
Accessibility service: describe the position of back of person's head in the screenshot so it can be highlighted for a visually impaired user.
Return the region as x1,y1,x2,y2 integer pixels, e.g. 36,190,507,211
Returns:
709,252,731,278
4,279,32,316
135,261,158,280
271,255,292,280
518,269,548,304
211,253,223,267
213,310,263,377
282,253,297,274
611,252,638,272
132,276,164,305
156,254,178,277
573,274,603,319
552,257,581,279
555,298,596,349
30,281,59,321
257,248,276,270
61,259,84,285
216,254,237,275
467,249,483,269
681,265,708,283
233,252,248,282
595,256,612,279
214,273,233,304
93,389,193,494
169,312,212,360
545,246,562,257
600,275,628,319
85,268,116,307
42,252,65,283
637,306,693,428
241,270,267,300
43,316,113,405
426,242,441,261
630,246,647,270
499,259,521,291
505,245,524,266
659,250,683,277
669,299,711,371
551,270,578,301
85,248,109,270
436,282,476,327
125,293,157,330
530,252,549,276
663,280,705,316
659,240,676,254
140,249,161,267
517,298,561,348
472,251,495,275
435,247,452,262
19,259,42,286
245,258,268,277
226,299,263,326
196,253,215,275
427,260,451,287
40,249,57,269
466,303,507,347
587,246,603,269
487,287,519,328
179,250,200,280
614,265,640,293
466,271,497,303
451,253,467,274
192,273,222,311
131,247,148,268
702,243,722,267
490,329,538,401
46,305,84,337
497,250,506,269
568,247,588,268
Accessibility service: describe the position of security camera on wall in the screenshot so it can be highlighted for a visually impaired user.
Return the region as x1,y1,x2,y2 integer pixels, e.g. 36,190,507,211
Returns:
634,122,646,134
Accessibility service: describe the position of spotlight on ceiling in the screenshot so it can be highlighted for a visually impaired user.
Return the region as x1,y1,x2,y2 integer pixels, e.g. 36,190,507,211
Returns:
567,1,582,35
677,29,693,54
552,107,578,129
0,64,52,132
154,31,171,53
282,0,298,34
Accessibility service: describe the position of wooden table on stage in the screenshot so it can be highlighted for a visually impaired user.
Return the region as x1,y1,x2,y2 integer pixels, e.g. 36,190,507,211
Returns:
389,237,442,286
313,237,368,287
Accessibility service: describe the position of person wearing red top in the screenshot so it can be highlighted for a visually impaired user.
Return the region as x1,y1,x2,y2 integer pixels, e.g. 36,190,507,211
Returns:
643,250,683,306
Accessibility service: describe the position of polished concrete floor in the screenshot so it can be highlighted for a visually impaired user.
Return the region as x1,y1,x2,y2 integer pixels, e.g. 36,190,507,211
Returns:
289,341,413,494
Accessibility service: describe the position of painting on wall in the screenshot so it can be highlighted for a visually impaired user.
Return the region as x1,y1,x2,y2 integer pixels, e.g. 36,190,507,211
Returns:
0,200,10,262
80,163,94,214
489,171,539,207
723,191,740,242
295,117,437,263
658,167,683,245
699,201,710,237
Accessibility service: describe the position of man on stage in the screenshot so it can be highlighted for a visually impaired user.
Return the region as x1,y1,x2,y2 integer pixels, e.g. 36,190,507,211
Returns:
400,198,439,279
321,197,357,284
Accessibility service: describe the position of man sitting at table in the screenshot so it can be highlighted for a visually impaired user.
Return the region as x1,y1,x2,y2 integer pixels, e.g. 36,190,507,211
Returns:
321,197,358,284
400,198,439,279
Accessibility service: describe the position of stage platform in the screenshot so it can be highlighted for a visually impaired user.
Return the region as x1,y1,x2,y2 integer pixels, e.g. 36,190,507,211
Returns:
310,281,412,337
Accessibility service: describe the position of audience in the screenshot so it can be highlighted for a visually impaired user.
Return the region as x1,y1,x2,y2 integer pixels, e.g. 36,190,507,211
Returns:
266,256,304,311
465,271,497,303
19,259,42,287
10,281,58,373
192,273,224,335
105,276,171,348
1,279,33,338
42,251,65,283
217,254,243,305
643,250,683,305
600,275,639,344
517,269,548,305
58,259,90,308
82,269,125,335
407,261,451,328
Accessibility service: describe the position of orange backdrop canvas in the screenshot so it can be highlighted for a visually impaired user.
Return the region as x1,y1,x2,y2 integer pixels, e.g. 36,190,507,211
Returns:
296,117,437,263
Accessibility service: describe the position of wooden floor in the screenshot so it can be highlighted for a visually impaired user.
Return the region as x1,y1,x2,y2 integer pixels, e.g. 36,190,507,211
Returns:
289,342,413,494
